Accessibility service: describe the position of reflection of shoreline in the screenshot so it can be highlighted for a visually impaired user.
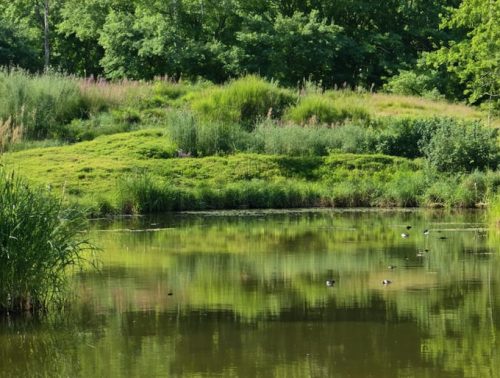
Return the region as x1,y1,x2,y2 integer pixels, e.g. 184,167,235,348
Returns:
1,211,498,378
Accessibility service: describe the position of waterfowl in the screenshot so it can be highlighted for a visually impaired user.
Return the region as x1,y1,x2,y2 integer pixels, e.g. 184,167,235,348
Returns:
423,229,430,235
326,279,335,287
439,236,447,240
401,233,410,238
406,226,412,230
388,265,396,269
167,291,173,296
382,279,392,285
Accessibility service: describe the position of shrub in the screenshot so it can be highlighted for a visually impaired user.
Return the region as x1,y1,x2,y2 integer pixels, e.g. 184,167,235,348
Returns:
0,69,88,140
421,119,499,172
0,170,95,313
383,70,444,100
335,123,377,154
191,75,296,130
375,117,439,158
286,94,370,125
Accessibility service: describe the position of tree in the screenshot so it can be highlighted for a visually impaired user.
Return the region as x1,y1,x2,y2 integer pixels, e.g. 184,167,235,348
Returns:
426,0,500,113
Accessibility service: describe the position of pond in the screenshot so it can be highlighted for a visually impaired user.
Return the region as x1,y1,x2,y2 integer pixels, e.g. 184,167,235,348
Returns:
1,209,499,377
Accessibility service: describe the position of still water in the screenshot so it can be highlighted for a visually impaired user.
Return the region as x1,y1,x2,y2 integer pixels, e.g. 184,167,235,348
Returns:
1,210,499,377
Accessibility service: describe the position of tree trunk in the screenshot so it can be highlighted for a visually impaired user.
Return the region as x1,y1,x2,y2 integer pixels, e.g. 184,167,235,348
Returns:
43,0,50,70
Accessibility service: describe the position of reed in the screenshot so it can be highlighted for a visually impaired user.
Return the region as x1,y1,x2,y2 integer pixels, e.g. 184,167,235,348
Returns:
0,170,95,314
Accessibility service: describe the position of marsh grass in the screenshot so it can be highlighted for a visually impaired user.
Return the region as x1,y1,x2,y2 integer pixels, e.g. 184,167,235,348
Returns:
0,170,96,314
0,69,87,140
119,174,322,213
78,77,152,113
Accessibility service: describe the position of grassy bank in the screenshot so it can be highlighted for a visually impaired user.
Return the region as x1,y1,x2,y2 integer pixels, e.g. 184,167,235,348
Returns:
2,129,498,216
1,73,498,215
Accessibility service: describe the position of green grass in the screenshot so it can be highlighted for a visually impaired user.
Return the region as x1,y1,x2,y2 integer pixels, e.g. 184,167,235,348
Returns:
285,93,370,125
191,75,297,130
2,130,498,215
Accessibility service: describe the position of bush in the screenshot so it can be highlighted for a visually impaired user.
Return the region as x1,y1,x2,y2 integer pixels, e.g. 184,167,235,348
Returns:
191,75,296,130
0,69,88,140
421,119,499,172
384,70,444,100
286,94,370,125
0,170,95,313
375,117,439,158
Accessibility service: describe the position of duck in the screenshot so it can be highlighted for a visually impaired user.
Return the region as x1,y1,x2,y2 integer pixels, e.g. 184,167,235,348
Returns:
382,279,392,285
406,225,412,230
401,233,410,238
423,229,430,235
388,265,397,269
325,279,335,287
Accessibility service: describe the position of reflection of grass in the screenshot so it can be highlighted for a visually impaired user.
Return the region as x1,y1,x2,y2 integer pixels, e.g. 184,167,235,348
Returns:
83,211,496,322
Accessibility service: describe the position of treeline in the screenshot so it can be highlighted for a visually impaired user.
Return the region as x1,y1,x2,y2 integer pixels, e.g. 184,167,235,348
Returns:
0,0,498,109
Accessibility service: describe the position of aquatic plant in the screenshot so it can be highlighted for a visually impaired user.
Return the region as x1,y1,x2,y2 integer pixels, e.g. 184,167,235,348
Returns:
0,170,95,314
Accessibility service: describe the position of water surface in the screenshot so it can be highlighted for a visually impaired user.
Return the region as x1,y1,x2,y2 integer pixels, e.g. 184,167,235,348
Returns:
1,210,499,377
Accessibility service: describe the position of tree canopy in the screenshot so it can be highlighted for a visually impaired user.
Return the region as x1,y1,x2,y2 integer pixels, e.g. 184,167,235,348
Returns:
1,0,497,106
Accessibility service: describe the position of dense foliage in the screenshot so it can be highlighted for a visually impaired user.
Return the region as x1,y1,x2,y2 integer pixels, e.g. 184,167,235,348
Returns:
0,170,94,313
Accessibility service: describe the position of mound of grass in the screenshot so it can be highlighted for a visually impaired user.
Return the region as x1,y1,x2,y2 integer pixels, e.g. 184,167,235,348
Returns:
0,170,95,314
286,94,370,125
191,75,296,130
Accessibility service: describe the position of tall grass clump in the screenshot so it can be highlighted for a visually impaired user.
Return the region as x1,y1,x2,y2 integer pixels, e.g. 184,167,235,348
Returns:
0,170,95,314
78,77,152,113
251,121,339,156
191,75,296,130
251,121,377,156
165,110,250,156
0,69,88,140
286,93,370,125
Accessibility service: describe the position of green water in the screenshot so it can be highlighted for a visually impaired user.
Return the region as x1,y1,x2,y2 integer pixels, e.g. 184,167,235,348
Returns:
1,210,499,377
